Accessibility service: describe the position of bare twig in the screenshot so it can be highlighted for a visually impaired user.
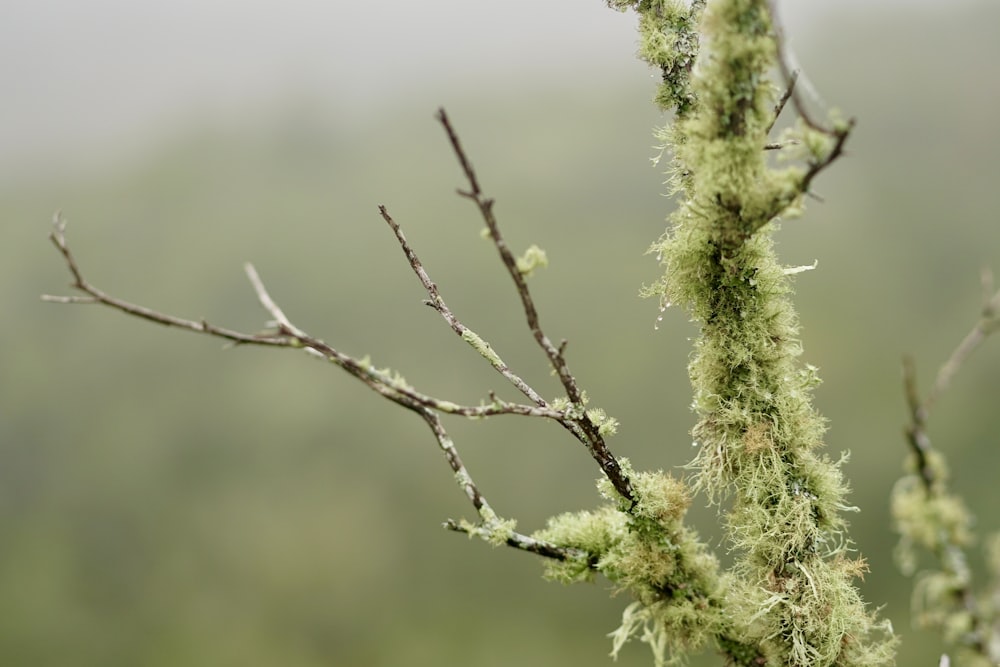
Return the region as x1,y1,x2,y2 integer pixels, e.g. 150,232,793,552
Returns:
379,202,638,503
435,108,636,505
766,1,855,193
417,404,588,563
445,519,594,563
899,272,1000,660
799,118,854,195
435,109,567,385
904,268,1000,488
766,68,798,135
901,356,936,490
378,204,548,407
43,214,291,348
43,214,582,561
244,262,306,337
767,1,838,137
925,269,1000,413
763,140,798,151
44,217,570,421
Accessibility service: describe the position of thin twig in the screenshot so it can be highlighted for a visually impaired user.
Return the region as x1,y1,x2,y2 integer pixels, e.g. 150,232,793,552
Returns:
903,269,1000,446
43,215,291,348
768,1,837,136
766,1,855,192
925,270,1000,412
763,139,801,151
904,269,1000,479
43,215,582,561
417,408,593,563
378,204,548,407
901,356,936,490
899,272,1000,658
435,108,635,505
44,217,568,421
445,519,594,563
766,68,798,134
799,119,855,196
244,262,306,337
903,282,1000,490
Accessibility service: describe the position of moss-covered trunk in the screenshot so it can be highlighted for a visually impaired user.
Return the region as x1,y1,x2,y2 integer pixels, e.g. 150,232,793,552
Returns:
647,0,895,664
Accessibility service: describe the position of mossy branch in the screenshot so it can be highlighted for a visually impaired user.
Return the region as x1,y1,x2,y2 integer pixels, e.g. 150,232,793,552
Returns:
608,1,895,664
893,270,1000,665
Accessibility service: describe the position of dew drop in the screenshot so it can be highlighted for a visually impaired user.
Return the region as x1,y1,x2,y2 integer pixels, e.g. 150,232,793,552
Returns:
654,295,672,331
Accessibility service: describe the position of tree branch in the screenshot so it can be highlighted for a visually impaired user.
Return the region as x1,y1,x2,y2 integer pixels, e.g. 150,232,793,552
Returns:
42,213,291,348
766,1,856,194
43,212,588,561
435,108,636,506
766,67,798,135
903,269,1000,491
896,270,1000,661
378,204,548,407
42,104,642,558
444,519,594,563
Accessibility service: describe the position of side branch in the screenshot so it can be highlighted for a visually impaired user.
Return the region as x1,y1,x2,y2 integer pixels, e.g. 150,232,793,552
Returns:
767,1,846,137
445,519,594,563
42,215,577,561
766,1,856,196
765,68,798,135
435,108,636,505
903,269,1000,491
895,270,1000,662
43,214,290,348
377,204,548,407
415,403,591,565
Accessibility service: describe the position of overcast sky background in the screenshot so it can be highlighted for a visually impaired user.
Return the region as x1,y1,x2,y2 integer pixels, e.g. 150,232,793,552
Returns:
2,0,976,182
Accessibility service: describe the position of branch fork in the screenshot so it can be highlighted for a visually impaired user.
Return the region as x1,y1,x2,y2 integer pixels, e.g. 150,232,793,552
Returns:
43,109,635,567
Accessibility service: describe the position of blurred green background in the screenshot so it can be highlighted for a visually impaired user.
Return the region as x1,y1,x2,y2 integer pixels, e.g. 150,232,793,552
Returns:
4,2,999,665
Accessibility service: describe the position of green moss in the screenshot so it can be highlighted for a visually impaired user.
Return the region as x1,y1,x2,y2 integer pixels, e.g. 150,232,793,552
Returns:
535,470,726,662
536,1,896,663
638,0,895,663
585,407,620,437
605,0,705,115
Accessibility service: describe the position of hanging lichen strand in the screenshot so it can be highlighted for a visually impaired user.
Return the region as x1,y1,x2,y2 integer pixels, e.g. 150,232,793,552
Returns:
639,1,895,665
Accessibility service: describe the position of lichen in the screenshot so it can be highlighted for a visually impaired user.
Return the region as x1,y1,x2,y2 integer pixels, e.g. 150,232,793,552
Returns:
515,244,548,277
540,1,898,664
